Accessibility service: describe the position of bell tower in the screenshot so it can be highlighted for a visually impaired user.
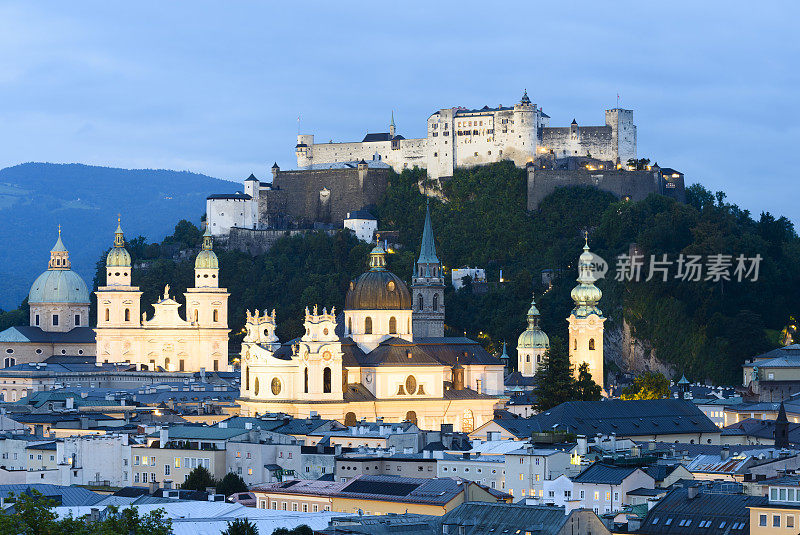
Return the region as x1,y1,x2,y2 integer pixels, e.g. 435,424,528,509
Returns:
411,201,445,337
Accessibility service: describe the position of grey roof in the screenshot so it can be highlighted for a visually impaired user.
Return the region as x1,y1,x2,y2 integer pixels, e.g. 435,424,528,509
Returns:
345,210,377,221
149,425,250,441
0,484,103,506
361,133,405,143
0,326,95,344
638,486,766,535
206,192,252,200
504,371,537,387
321,513,437,535
523,399,719,437
571,463,648,485
438,502,574,535
297,160,391,170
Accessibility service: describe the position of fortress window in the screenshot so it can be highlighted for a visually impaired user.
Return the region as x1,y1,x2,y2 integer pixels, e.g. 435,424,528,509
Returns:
434,152,438,157
389,317,397,334
74,314,80,326
35,314,40,326
364,317,373,335
52,314,59,327
323,367,332,393
589,338,596,350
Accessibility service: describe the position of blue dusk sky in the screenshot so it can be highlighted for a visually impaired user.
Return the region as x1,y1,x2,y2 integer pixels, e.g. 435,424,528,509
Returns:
1,1,798,221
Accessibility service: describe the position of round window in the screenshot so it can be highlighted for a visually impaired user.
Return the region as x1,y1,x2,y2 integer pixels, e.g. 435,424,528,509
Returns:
323,328,329,335
323,351,332,361
405,375,417,395
387,280,395,292
271,377,281,395
4,349,12,354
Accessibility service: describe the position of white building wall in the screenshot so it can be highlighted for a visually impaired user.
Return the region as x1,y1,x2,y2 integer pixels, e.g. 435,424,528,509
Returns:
437,457,506,490
343,218,377,243
56,435,131,487
207,197,253,237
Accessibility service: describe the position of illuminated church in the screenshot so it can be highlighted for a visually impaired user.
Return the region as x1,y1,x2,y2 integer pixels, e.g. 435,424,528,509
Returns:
94,220,231,372
238,205,507,432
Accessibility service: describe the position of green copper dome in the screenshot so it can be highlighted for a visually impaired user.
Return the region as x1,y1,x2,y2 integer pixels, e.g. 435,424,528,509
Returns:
29,231,90,304
195,227,219,269
106,219,131,267
518,295,550,349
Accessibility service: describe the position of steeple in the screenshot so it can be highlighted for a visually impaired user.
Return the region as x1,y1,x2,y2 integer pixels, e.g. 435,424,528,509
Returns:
570,233,603,317
417,200,440,266
776,401,790,449
114,216,125,248
389,111,396,138
520,89,531,106
48,226,71,270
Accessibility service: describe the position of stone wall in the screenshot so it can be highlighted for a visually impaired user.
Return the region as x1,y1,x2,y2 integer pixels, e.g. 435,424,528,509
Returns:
527,166,685,210
541,126,615,160
223,227,336,255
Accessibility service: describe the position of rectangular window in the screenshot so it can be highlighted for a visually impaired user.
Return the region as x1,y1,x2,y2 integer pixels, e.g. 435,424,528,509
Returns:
174,458,181,468
35,314,40,326
292,503,298,511
781,488,787,501
165,464,170,476
606,492,611,500
772,488,779,500
302,504,308,512
519,474,523,481
760,514,767,526
52,314,59,326
74,315,80,326
788,516,795,528
313,504,318,512
134,473,139,483
774,515,781,527
580,490,585,499
594,491,600,500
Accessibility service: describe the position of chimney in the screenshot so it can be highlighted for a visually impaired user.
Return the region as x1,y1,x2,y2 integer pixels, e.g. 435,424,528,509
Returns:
687,484,699,500
200,368,206,383
610,434,617,455
577,435,588,456
334,444,342,456
65,397,74,410
149,480,159,494
159,427,169,448
721,446,730,461
648,440,656,451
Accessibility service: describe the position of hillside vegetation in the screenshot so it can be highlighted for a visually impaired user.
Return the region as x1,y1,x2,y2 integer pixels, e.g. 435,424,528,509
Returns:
0,163,238,309
3,161,795,385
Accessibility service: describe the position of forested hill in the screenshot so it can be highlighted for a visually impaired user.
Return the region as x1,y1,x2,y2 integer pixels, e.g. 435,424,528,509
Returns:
0,163,238,309
4,161,796,385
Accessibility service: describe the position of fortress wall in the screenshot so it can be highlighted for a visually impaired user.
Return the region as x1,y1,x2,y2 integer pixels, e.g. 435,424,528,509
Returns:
541,126,615,160
223,228,335,255
527,168,664,210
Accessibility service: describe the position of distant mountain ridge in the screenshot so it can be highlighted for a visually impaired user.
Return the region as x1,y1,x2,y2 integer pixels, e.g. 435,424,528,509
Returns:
0,162,239,309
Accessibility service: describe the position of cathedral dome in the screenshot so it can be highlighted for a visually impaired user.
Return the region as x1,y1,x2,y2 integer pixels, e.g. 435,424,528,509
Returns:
29,270,90,304
517,296,550,349
345,244,411,310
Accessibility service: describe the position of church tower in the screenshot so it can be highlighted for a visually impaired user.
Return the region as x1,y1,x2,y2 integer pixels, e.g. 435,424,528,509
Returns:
95,218,142,361
567,235,606,390
184,226,230,372
517,295,550,377
411,201,445,338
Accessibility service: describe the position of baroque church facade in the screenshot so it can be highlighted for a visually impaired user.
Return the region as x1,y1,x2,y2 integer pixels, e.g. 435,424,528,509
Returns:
94,220,231,372
238,205,507,432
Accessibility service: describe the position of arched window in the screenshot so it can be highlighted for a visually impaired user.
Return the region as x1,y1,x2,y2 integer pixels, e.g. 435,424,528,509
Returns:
304,368,309,394
213,309,219,322
347,317,352,335
405,411,418,425
462,409,474,433
323,367,332,393
254,378,260,396
245,367,250,391
124,308,130,322
194,310,198,323
433,293,439,312
573,339,578,351
589,338,595,350
344,412,357,426
364,317,372,335
164,358,170,370
3,357,15,368
105,309,109,322
389,316,397,334
418,295,424,311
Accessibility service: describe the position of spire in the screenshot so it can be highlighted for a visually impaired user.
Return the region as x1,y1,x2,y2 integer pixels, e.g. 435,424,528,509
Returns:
369,238,387,271
202,224,214,251
520,89,531,106
776,401,790,449
48,226,71,270
114,215,125,248
526,294,541,329
500,341,509,361
570,235,603,316
389,111,396,138
391,110,395,127
417,199,439,265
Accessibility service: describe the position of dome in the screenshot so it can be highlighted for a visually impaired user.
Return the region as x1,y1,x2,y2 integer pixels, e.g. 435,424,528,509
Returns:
195,249,219,269
345,244,411,310
195,226,219,269
570,238,603,317
106,246,131,267
518,328,550,349
106,220,131,267
29,269,90,304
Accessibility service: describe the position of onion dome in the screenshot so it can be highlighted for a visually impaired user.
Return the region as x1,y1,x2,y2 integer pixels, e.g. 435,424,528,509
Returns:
345,243,411,310
195,226,219,269
570,235,603,318
106,218,132,267
29,228,90,304
518,295,550,349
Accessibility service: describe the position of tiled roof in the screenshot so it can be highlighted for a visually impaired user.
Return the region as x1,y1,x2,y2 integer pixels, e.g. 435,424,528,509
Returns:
206,192,252,200
571,463,646,485
438,502,572,535
0,326,95,344
0,484,103,506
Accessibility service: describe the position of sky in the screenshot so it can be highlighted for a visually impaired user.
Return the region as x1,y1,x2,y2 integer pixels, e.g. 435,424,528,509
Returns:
1,1,799,222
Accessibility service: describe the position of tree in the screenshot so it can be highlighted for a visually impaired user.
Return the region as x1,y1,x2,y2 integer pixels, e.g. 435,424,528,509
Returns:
620,371,671,400
217,472,249,497
575,362,602,401
272,526,313,535
223,518,259,535
182,465,216,491
532,338,575,411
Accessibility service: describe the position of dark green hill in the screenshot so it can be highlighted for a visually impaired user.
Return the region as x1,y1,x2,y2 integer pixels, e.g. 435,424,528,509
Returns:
0,163,238,309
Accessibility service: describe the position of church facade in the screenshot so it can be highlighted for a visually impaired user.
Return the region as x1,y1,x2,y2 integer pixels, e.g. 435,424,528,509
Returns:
94,221,231,372
238,205,506,432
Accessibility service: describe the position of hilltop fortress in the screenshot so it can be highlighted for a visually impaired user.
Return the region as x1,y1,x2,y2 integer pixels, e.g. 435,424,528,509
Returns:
207,91,683,242
296,91,637,179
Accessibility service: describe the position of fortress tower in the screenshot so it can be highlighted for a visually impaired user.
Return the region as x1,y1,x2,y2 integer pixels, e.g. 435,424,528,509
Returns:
567,236,605,390
411,202,445,338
